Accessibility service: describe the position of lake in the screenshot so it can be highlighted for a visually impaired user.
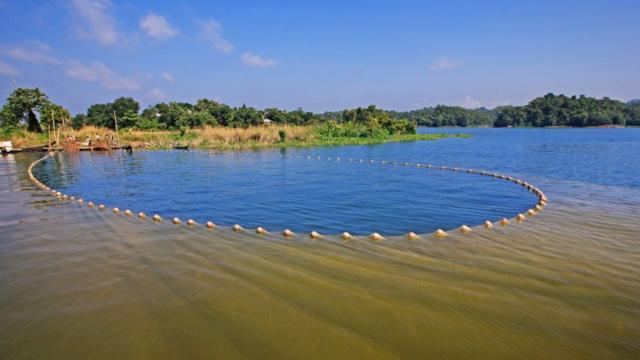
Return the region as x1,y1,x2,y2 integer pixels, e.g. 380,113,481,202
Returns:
1,128,639,359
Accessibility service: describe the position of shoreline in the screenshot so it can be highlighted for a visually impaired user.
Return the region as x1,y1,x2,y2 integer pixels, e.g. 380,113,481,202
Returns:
4,125,469,152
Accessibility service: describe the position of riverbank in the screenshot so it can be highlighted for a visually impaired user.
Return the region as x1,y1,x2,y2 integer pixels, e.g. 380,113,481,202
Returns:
3,125,467,151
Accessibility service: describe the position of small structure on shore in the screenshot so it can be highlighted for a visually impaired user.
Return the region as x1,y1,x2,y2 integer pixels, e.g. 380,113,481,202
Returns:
0,141,13,154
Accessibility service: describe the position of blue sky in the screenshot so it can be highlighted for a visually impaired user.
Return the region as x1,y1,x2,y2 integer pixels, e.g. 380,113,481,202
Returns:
1,0,639,114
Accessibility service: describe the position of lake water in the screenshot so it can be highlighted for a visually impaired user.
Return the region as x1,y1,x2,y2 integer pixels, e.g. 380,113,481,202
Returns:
1,128,639,359
32,138,539,235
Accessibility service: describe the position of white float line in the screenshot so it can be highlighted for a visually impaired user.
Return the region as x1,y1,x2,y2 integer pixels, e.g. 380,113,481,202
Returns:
28,152,548,241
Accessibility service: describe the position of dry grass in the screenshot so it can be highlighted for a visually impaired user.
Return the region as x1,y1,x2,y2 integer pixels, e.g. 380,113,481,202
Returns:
5,124,458,150
54,125,313,149
7,129,47,148
192,125,313,147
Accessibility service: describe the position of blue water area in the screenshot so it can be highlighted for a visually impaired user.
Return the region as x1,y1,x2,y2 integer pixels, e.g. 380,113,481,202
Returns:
34,128,640,234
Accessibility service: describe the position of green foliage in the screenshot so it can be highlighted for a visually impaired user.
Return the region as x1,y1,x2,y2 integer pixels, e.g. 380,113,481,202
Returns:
388,105,493,127
39,103,71,129
72,114,87,129
494,93,639,127
83,97,139,129
316,106,416,139
278,129,287,143
179,126,188,137
0,88,68,132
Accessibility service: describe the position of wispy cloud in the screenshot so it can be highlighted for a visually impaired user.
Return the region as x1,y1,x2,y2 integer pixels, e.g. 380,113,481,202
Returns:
145,88,167,101
198,19,234,53
0,60,19,76
161,72,174,82
460,96,509,109
140,14,178,40
241,52,276,68
66,61,140,90
69,0,119,45
461,96,483,109
0,41,60,64
429,56,462,71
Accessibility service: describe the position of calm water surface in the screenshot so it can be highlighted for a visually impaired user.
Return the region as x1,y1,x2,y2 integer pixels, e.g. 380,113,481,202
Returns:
1,128,639,359
33,140,537,235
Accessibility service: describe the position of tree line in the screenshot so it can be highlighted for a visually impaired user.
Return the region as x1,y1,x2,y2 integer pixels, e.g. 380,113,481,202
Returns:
493,93,640,127
387,94,640,127
2,88,639,132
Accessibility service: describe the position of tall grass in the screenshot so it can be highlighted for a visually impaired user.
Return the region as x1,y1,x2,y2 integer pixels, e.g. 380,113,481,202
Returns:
3,124,461,150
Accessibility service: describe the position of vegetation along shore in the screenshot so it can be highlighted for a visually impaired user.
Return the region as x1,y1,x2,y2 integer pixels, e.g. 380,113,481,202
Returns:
2,88,639,151
0,88,462,150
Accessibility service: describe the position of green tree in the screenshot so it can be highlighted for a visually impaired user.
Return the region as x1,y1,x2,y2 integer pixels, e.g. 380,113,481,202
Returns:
84,97,140,129
72,114,88,129
0,88,52,132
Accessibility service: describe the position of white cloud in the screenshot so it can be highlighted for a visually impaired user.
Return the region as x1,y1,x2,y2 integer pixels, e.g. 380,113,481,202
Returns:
460,96,509,109
161,72,174,82
70,0,119,45
198,19,234,53
0,42,60,64
145,88,167,101
66,61,140,90
241,52,276,68
140,14,178,40
429,56,462,71
0,60,19,76
461,96,483,109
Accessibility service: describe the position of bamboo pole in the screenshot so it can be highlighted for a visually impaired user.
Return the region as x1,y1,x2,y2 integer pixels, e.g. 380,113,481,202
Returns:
113,110,119,147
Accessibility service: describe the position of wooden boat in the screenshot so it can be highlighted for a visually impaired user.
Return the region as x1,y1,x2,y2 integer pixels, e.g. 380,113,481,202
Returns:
173,144,190,150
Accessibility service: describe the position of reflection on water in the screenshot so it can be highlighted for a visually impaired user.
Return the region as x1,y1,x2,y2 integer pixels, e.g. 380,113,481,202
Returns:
2,128,640,359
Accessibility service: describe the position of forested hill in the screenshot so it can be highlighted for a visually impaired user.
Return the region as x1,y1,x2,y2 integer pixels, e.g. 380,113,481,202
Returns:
492,94,640,127
386,94,640,127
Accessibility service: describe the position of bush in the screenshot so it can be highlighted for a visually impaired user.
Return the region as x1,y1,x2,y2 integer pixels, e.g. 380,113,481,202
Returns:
278,129,287,142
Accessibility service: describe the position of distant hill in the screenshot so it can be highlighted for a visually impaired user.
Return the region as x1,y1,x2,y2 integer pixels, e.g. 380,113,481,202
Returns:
628,99,640,105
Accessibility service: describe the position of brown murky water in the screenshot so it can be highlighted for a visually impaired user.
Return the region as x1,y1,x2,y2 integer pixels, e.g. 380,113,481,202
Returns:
1,152,640,359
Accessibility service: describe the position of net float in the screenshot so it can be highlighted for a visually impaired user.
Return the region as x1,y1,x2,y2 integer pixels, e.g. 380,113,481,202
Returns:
282,229,295,237
407,232,421,241
187,219,196,226
370,233,384,242
256,226,267,234
484,221,493,230
172,217,181,225
341,232,353,241
434,229,448,238
459,225,472,234
206,221,216,229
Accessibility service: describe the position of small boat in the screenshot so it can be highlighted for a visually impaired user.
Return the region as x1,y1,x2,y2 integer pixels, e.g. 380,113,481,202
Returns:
173,144,190,150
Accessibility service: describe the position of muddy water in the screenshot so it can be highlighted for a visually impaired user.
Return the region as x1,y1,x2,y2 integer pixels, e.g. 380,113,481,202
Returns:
1,129,640,359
